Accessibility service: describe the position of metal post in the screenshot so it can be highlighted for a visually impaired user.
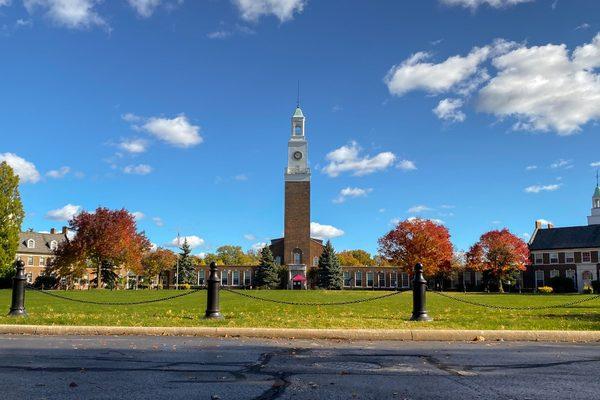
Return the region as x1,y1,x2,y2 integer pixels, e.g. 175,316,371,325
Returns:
204,262,223,319
8,260,28,317
410,263,432,322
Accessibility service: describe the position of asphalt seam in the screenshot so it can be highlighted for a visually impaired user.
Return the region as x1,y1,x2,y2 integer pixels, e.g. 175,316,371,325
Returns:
0,325,599,342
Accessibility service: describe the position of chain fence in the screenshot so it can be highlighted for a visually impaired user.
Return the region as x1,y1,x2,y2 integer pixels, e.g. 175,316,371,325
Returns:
430,290,600,311
25,286,205,306
221,287,404,306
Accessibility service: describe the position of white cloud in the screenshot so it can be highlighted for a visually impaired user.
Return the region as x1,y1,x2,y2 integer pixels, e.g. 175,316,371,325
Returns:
310,222,344,240
127,0,162,18
439,0,532,9
122,113,142,123
233,0,305,22
46,166,70,179
234,174,248,181
23,0,106,29
591,161,600,167
45,204,81,221
0,0,11,6
333,187,372,204
397,159,417,171
521,232,531,240
0,153,41,183
123,164,153,175
550,159,573,169
524,184,561,193
132,211,145,220
152,216,164,227
525,165,538,171
244,233,256,241
536,219,553,227
323,141,396,177
168,235,205,249
433,98,466,122
141,114,203,148
119,138,148,154
407,216,445,225
408,205,432,214
384,46,491,96
251,242,267,251
478,34,600,134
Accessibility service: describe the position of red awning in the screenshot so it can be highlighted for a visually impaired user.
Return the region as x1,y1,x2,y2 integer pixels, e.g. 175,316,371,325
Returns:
292,274,307,282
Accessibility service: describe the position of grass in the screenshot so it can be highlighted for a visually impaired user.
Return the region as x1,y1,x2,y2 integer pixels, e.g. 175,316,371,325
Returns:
0,289,598,330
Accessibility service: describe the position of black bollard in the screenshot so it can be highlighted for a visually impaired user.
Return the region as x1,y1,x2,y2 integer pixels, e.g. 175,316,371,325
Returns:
8,260,28,317
204,262,223,319
410,263,432,322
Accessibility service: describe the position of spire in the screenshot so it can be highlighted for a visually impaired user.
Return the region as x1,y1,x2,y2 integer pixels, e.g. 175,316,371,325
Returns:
297,80,300,108
594,170,600,197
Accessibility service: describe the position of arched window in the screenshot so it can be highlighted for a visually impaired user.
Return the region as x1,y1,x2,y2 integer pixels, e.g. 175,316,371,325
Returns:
50,240,58,251
313,256,319,267
294,125,302,135
595,199,600,208
293,248,302,264
27,239,35,249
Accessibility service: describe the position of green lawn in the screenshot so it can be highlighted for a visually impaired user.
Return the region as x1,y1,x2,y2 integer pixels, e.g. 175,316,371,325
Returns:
0,289,598,330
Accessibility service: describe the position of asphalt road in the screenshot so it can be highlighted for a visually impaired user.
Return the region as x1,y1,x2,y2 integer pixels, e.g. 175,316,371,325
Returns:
0,335,599,400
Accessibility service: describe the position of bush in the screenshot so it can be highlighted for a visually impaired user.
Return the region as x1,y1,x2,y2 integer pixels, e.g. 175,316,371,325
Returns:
582,285,594,294
592,280,600,294
33,275,59,289
181,283,191,290
537,286,553,294
549,276,576,293
0,267,15,289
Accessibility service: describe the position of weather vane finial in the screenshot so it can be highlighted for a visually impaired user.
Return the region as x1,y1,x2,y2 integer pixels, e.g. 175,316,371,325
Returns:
297,80,300,108
597,169,599,187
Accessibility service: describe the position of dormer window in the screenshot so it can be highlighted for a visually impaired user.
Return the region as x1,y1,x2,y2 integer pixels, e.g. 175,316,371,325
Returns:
27,239,35,249
50,240,58,251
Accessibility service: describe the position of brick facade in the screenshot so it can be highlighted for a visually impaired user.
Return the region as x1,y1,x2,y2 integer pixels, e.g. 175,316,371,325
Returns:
283,181,312,265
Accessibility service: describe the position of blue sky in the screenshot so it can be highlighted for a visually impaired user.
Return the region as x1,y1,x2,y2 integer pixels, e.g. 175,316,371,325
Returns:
2,0,600,255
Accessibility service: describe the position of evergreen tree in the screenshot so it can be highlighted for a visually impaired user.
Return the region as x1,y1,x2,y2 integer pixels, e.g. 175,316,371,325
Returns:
177,238,195,284
318,240,343,290
254,246,280,289
0,162,25,287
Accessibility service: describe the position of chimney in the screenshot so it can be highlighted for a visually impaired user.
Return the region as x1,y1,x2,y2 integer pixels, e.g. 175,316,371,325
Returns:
61,226,68,234
50,228,56,234
535,220,543,229
548,223,554,229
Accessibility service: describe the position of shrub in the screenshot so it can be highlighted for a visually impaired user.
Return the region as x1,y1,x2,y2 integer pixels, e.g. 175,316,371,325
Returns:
592,280,600,294
33,275,58,289
181,283,191,290
537,286,553,294
0,267,15,289
582,285,594,294
549,276,576,293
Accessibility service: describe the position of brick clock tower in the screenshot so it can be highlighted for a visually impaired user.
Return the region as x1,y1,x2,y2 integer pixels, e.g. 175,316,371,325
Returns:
270,105,323,289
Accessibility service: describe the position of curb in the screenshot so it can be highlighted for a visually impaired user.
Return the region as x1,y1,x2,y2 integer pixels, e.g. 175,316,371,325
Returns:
0,325,599,342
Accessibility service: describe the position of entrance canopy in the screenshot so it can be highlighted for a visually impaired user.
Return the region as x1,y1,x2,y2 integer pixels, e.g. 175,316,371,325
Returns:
291,274,307,282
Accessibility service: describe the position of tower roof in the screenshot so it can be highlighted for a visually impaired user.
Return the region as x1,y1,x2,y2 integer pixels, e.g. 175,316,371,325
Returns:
293,106,304,118
594,185,600,197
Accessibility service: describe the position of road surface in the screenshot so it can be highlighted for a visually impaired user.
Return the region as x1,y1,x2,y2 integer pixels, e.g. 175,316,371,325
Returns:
0,335,599,399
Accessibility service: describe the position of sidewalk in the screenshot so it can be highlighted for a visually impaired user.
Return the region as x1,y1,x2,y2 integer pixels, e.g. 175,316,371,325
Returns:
1,325,599,342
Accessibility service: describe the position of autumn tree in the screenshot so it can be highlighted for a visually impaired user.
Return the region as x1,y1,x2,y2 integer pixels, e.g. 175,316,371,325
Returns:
254,246,279,289
337,249,374,266
52,208,151,288
318,240,343,290
0,162,25,286
378,218,453,278
202,245,259,266
142,248,177,285
466,229,529,293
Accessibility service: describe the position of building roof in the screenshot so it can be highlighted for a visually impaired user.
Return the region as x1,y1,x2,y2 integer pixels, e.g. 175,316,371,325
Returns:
594,186,600,197
293,107,304,118
17,230,68,255
529,225,600,251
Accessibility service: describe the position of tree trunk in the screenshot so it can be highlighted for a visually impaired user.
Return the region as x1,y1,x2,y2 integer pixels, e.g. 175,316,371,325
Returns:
498,276,504,293
96,263,102,289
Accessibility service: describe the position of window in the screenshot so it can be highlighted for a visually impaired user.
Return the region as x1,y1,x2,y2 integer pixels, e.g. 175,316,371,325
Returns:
582,252,591,263
293,249,302,264
475,272,482,286
27,239,35,249
198,270,205,285
550,269,559,279
275,256,281,265
355,271,363,287
390,272,397,288
535,270,545,287
566,269,575,282
244,270,251,286
463,271,472,284
549,253,558,264
343,271,351,287
535,253,543,264
39,256,44,266
565,252,575,263
313,256,319,267
232,270,240,286
50,240,58,251
26,273,32,284
401,272,410,288
27,257,34,266
366,272,374,287
294,125,302,135
221,271,228,286
378,272,386,287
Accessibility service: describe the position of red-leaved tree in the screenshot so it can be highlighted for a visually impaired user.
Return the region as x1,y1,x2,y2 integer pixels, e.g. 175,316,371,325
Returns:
466,229,529,293
52,208,150,288
378,218,454,278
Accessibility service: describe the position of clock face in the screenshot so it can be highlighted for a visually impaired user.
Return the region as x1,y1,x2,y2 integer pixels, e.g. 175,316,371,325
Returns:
293,151,303,160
